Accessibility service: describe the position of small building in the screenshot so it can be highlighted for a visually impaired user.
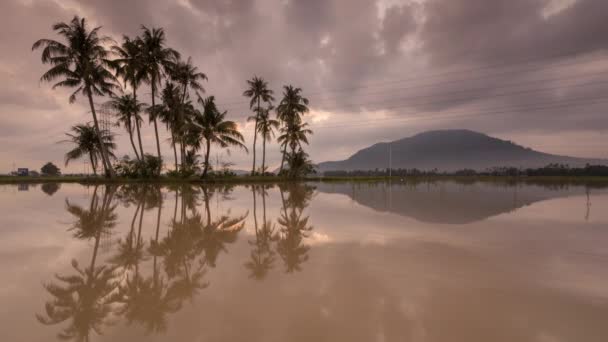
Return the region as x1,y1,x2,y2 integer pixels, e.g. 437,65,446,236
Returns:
17,168,29,176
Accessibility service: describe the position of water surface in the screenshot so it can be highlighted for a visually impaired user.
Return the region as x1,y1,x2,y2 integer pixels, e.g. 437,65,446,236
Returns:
1,181,608,341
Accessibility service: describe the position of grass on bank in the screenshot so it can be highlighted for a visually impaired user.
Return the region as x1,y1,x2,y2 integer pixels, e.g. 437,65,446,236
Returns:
2,174,608,185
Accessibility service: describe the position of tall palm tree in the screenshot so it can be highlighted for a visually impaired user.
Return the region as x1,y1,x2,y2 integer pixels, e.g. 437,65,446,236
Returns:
103,94,145,161
139,26,180,173
255,106,279,174
112,36,147,158
194,96,248,178
33,16,119,177
170,57,207,170
156,81,184,170
276,85,309,173
243,77,274,175
62,124,116,176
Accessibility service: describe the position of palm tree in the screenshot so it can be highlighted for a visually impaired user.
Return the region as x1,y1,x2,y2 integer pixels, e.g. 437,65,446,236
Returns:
255,106,279,174
33,16,119,177
156,81,184,170
170,57,207,170
276,85,309,173
277,120,313,174
62,124,116,176
243,77,274,175
139,26,180,173
112,36,147,158
194,95,248,178
103,94,145,161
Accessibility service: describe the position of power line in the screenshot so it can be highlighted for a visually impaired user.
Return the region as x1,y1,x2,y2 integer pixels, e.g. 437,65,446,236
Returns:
311,97,608,130
217,50,608,107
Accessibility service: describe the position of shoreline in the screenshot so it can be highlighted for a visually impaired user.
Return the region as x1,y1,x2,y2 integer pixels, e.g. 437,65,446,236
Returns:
2,175,608,186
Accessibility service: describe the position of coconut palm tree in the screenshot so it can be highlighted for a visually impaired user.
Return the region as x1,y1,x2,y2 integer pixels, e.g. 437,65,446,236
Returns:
255,106,279,175
155,81,184,170
276,85,309,173
170,57,207,169
33,16,119,177
139,26,180,173
194,95,248,178
243,77,274,175
62,124,116,176
277,120,313,175
103,94,145,161
112,36,147,158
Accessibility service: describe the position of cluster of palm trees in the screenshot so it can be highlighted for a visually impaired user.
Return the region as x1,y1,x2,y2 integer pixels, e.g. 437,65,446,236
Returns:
36,183,314,340
33,16,314,178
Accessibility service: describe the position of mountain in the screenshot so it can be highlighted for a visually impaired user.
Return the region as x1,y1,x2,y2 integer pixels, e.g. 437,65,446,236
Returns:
317,129,607,172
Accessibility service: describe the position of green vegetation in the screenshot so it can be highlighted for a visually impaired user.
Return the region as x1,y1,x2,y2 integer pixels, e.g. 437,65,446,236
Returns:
41,162,61,176
32,16,315,181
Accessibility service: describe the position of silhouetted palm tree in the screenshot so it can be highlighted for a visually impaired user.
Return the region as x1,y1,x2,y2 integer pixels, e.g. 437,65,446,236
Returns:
112,35,147,158
62,124,116,176
276,85,309,173
139,26,180,173
156,81,185,170
243,76,274,175
33,16,119,177
254,105,279,174
277,120,312,161
194,96,247,178
170,57,207,170
103,94,145,161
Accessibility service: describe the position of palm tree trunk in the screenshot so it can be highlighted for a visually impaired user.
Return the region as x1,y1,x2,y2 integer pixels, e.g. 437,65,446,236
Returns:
180,86,188,172
128,122,140,161
171,132,179,171
85,85,114,178
262,136,266,175
89,153,97,176
279,141,287,174
251,97,260,176
133,87,145,158
202,138,211,178
252,185,258,237
151,82,162,174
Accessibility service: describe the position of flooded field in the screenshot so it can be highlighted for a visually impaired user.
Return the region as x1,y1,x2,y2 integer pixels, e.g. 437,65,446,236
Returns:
1,180,607,341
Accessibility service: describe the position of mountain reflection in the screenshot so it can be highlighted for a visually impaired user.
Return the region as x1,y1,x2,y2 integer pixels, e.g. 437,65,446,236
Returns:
317,180,607,224
36,182,315,340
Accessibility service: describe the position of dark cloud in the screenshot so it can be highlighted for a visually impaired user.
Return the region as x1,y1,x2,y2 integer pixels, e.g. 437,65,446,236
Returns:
1,0,607,172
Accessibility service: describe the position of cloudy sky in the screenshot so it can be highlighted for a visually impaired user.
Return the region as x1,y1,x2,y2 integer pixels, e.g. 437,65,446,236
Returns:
1,0,607,173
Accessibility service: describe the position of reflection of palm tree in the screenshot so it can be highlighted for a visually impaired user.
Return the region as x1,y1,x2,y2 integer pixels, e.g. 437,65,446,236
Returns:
37,186,121,341
245,185,278,279
200,187,246,267
276,184,314,273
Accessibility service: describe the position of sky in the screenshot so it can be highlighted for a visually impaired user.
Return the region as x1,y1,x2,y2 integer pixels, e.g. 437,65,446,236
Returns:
0,0,607,173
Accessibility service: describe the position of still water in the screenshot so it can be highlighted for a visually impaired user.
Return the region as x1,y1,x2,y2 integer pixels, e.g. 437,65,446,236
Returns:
1,181,607,341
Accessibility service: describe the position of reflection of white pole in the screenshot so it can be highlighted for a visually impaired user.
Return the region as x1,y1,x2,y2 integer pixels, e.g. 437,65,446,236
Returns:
389,143,392,178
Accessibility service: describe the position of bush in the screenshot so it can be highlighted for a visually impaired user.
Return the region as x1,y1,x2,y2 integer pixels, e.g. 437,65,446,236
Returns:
115,154,162,178
41,162,61,176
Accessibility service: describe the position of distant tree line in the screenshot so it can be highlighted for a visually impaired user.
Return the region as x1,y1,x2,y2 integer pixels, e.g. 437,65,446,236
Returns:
323,164,608,177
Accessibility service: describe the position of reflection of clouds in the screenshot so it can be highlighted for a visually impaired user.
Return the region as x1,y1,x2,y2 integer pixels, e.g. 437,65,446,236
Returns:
306,231,332,245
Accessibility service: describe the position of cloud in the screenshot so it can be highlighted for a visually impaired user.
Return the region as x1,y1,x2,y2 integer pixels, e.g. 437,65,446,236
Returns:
1,0,607,172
